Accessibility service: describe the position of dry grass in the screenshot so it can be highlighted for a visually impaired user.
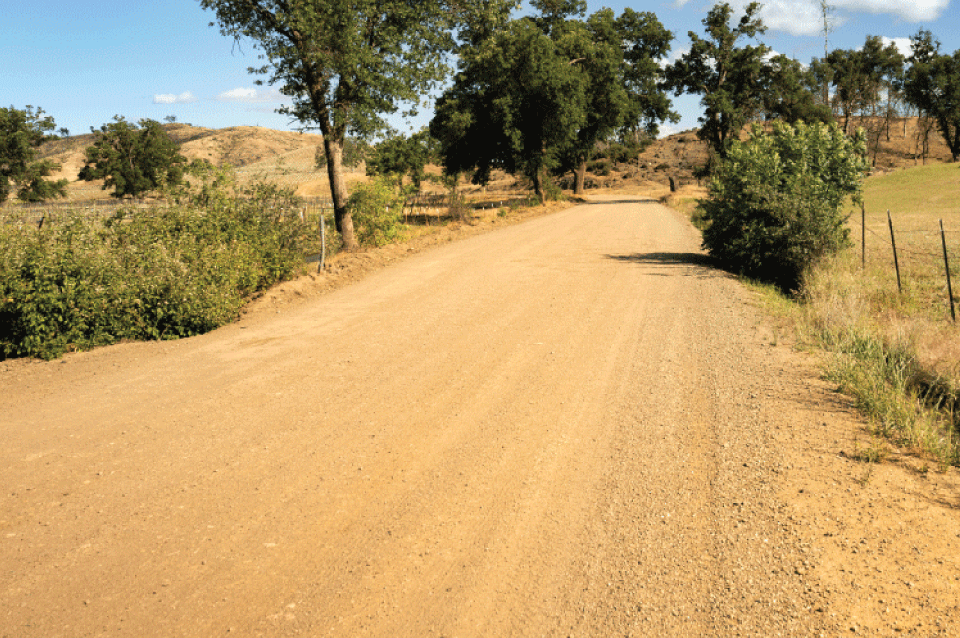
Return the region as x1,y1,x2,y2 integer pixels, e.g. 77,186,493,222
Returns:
747,161,960,467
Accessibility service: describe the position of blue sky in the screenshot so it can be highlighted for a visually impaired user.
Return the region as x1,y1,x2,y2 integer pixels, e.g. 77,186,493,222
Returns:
3,0,958,138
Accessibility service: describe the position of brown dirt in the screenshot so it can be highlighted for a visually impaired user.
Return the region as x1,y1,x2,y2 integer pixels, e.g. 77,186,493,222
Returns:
3,195,958,637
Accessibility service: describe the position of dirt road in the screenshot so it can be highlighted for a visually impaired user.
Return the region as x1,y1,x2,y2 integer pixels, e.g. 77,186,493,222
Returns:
3,198,959,637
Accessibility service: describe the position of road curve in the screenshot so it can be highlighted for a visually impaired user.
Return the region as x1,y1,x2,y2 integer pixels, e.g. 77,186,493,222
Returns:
2,198,817,636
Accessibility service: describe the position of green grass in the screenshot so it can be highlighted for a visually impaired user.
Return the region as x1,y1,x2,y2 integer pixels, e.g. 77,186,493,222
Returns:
735,161,960,468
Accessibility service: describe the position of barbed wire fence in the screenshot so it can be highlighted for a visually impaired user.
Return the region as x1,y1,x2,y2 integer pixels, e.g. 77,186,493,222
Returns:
853,205,959,322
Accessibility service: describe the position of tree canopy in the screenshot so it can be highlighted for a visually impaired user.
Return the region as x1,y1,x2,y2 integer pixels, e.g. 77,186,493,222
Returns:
664,2,769,161
200,0,513,249
821,35,904,136
366,131,434,190
0,106,68,204
79,117,187,199
431,3,675,197
902,30,960,161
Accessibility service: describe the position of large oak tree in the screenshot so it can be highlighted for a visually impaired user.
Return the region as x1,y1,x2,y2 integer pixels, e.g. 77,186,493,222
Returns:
664,2,769,162
903,30,960,161
200,0,511,250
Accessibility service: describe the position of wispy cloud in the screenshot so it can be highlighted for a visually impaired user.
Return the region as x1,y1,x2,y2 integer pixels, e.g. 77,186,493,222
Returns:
153,91,197,105
216,87,284,103
835,0,950,22
722,0,949,37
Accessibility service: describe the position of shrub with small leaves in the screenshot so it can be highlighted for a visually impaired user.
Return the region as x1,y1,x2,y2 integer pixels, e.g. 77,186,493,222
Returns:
699,121,868,291
0,176,312,360
347,178,405,247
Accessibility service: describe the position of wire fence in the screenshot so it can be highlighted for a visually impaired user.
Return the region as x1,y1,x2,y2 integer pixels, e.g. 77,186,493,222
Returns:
851,206,959,321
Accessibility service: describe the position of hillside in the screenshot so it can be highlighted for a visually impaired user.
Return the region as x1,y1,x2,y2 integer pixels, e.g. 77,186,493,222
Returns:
31,116,958,203
37,123,327,202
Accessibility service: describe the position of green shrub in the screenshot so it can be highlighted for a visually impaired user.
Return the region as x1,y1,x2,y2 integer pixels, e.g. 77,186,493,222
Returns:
0,179,311,360
587,158,611,176
347,178,405,247
699,121,868,291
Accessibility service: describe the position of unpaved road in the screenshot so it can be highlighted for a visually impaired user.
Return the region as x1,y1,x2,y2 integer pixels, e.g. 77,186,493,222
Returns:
3,198,959,637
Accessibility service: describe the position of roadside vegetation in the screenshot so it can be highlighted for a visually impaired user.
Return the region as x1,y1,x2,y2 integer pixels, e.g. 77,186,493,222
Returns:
739,163,960,468
0,171,314,360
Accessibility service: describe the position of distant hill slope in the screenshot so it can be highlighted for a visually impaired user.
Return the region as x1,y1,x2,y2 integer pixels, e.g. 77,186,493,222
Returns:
30,117,957,202
39,123,323,172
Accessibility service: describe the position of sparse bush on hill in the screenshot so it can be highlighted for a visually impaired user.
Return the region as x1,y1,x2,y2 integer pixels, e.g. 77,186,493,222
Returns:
699,121,868,291
0,178,312,360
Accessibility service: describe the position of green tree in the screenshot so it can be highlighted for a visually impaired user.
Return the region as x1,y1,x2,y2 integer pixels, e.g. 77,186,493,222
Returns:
366,131,434,190
433,3,674,199
560,8,676,194
79,117,187,199
822,36,904,146
760,54,833,125
699,121,868,291
0,106,68,204
431,14,589,200
200,0,512,251
902,30,960,161
664,2,769,162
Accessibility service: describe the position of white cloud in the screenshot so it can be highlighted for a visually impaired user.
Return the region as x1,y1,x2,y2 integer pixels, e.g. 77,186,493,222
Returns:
657,123,686,139
216,87,284,103
834,0,950,22
153,91,197,105
658,46,689,69
723,0,948,37
881,36,914,57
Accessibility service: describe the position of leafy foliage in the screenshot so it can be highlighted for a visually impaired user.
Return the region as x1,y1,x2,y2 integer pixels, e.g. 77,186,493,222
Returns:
664,2,768,161
0,177,312,360
760,54,833,125
699,121,868,291
79,117,187,198
432,3,674,198
0,105,68,203
432,14,588,201
366,131,434,189
200,0,514,250
902,31,960,161
347,178,405,247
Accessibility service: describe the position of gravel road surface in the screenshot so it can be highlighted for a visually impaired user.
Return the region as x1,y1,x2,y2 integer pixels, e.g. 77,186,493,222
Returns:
3,197,958,637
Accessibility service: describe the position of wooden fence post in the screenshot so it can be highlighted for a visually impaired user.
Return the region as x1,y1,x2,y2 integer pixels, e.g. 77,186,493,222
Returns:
861,201,866,269
941,220,956,322
318,213,326,273
888,210,902,293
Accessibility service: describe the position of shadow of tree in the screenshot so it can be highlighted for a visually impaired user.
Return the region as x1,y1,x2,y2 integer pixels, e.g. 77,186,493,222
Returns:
604,252,715,267
604,252,723,279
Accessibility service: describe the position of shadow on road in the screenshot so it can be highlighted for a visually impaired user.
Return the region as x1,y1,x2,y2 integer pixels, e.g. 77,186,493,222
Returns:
603,252,724,279
580,198,661,206
605,252,714,267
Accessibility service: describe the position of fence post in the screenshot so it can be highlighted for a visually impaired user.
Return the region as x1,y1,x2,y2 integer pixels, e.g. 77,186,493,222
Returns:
941,220,956,322
318,213,326,273
887,210,902,293
861,201,866,269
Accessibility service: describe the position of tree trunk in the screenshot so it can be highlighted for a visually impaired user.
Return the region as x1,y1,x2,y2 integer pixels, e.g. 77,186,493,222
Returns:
573,158,586,195
532,167,544,202
323,135,357,251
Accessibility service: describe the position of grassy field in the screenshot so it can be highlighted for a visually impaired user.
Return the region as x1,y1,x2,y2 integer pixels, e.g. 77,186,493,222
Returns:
774,163,960,466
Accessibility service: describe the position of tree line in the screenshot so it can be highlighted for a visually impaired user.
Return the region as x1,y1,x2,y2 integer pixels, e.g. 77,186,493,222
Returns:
4,1,960,251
